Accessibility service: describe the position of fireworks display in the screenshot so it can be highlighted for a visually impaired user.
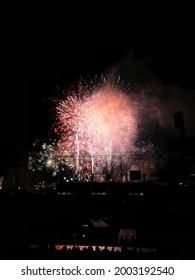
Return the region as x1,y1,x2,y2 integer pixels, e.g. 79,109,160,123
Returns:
29,76,155,180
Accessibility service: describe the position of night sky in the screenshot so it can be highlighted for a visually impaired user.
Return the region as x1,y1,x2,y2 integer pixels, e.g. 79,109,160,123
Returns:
1,43,195,169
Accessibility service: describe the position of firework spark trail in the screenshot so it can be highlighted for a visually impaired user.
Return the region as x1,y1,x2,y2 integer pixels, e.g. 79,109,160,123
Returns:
76,131,81,174
29,78,140,179
84,85,137,155
54,82,138,177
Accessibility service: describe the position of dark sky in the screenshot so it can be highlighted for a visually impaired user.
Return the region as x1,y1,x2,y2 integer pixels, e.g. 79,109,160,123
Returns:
1,43,195,168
